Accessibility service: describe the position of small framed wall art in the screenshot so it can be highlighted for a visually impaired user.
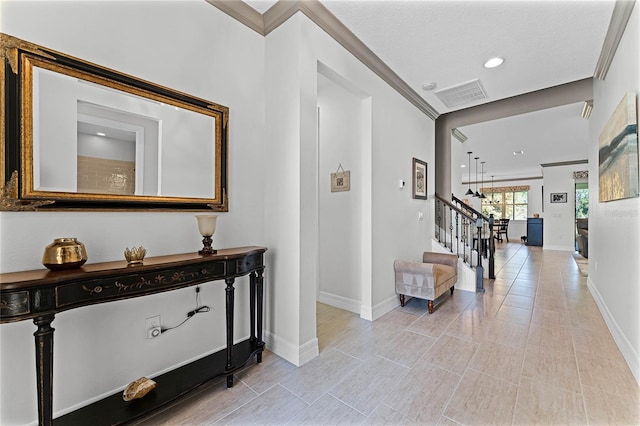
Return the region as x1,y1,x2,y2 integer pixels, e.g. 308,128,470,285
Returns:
412,158,427,199
550,192,567,203
331,163,350,192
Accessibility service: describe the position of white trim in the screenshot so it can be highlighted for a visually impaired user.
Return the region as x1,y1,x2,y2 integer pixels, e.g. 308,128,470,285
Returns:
317,291,360,314
368,294,399,321
298,337,320,366
542,245,575,252
207,0,438,119
587,277,640,385
263,331,319,367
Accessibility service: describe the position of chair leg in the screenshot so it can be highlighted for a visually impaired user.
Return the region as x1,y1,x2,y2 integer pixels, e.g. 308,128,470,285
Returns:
428,300,434,314
450,286,454,295
399,294,405,307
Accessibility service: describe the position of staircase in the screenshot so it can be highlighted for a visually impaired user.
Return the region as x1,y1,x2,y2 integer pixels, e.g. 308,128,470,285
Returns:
434,193,496,292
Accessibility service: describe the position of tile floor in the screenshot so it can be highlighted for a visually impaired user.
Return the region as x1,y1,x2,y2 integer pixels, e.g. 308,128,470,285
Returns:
135,243,640,425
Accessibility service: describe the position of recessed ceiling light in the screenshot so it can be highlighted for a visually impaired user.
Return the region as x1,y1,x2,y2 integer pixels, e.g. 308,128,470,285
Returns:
484,57,504,69
461,164,466,168
422,82,437,91
513,150,524,156
97,132,106,137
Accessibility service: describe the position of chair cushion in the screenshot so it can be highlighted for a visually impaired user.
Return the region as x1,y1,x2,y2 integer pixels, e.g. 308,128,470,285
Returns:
394,260,457,301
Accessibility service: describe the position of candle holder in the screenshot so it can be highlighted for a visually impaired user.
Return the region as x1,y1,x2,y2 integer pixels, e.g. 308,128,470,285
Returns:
196,215,218,255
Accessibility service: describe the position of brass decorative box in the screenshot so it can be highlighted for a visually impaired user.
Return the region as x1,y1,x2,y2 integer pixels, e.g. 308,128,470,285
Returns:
42,238,88,270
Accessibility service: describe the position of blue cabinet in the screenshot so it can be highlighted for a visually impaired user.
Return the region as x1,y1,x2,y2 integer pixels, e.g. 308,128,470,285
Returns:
526,218,543,246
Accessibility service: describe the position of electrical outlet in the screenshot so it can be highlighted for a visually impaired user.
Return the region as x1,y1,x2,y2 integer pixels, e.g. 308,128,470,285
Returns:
146,315,161,339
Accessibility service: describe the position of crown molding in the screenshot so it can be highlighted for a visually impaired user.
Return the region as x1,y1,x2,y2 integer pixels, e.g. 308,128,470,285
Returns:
540,159,589,168
464,176,542,185
594,0,636,80
205,0,264,34
206,0,439,119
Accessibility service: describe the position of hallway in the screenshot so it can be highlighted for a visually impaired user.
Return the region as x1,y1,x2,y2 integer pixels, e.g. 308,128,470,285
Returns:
136,244,640,425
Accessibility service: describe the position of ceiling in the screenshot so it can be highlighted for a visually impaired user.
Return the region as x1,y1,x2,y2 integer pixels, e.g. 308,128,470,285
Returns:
242,0,617,180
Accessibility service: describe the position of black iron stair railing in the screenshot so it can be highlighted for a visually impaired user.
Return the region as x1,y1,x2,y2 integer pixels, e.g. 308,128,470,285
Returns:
450,193,496,280
434,193,495,292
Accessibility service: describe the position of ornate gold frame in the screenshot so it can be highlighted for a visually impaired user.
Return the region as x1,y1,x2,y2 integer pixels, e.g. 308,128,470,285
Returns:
1,33,229,211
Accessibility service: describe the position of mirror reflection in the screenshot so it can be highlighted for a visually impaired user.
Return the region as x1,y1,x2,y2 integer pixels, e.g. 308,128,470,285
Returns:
32,66,216,199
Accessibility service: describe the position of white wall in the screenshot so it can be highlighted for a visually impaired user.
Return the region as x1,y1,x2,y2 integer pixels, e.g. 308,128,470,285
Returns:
0,2,266,425
588,5,640,383
263,12,434,365
541,163,589,251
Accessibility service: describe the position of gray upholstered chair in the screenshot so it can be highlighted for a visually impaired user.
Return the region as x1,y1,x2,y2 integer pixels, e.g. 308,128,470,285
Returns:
394,252,458,314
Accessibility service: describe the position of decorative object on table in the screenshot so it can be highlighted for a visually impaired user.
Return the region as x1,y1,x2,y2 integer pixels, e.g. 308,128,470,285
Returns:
42,238,88,270
533,213,540,218
196,214,218,255
330,163,350,192
122,377,156,402
124,246,146,265
550,193,567,203
599,92,638,202
412,157,427,199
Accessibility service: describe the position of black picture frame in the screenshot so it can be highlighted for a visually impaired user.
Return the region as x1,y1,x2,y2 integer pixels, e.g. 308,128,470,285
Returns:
550,192,568,203
412,158,427,200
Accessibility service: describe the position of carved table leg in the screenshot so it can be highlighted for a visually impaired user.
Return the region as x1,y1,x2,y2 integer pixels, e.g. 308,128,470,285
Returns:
256,268,264,363
34,314,55,426
399,294,405,307
249,272,256,343
225,277,235,388
428,300,434,314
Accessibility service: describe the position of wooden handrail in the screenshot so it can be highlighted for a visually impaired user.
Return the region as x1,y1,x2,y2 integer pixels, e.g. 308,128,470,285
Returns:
450,193,490,222
434,193,475,222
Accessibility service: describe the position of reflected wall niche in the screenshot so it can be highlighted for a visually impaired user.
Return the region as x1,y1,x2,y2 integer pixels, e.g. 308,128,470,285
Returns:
1,33,229,211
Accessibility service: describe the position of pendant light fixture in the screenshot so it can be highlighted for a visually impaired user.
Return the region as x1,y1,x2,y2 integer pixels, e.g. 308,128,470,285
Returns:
480,161,487,199
490,175,495,204
465,152,474,195
474,157,480,197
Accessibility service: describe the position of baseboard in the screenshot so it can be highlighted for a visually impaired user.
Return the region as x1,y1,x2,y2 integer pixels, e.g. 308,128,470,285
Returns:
587,277,640,385
368,294,399,321
298,337,319,366
542,244,575,251
263,330,319,367
317,291,360,314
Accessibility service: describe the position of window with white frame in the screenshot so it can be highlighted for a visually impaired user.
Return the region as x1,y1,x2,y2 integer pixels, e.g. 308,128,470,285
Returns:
481,185,529,220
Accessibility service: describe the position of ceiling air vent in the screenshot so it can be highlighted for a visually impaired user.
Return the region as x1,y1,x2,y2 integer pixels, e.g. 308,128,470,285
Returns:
434,79,487,108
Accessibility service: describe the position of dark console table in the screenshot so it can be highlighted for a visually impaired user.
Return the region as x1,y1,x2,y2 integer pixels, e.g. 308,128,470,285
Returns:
0,246,267,426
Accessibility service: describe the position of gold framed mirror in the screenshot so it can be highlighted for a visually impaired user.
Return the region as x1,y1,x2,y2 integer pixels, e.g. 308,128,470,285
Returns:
1,33,228,211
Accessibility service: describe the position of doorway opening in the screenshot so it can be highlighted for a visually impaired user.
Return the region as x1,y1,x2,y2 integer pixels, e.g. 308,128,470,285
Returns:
316,63,372,351
575,181,588,255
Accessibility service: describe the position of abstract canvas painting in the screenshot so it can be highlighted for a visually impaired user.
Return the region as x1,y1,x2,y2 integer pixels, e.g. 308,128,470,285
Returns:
599,92,639,202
